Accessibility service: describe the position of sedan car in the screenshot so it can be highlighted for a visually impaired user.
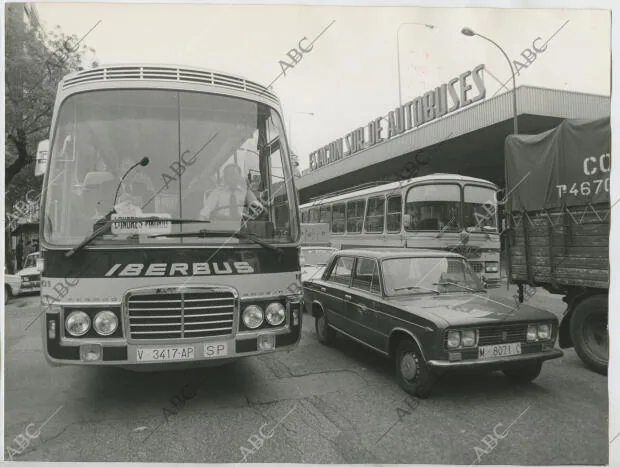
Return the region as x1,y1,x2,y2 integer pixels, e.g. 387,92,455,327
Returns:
5,253,41,304
303,248,562,397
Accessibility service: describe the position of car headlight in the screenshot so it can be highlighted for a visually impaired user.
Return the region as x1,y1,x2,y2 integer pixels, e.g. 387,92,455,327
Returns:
447,330,461,349
537,323,551,340
485,262,499,273
243,305,264,329
526,324,538,342
265,302,286,326
461,329,477,347
65,311,91,337
93,310,118,336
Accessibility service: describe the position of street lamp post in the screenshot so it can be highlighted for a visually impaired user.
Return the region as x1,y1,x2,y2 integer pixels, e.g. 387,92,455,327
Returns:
396,22,435,106
461,27,518,135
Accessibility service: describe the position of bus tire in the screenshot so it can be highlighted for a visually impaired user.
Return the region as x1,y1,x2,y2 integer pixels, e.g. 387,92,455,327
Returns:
570,294,608,375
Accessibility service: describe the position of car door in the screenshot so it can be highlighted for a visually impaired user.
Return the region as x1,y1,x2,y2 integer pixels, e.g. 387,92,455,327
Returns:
320,256,354,332
346,257,386,350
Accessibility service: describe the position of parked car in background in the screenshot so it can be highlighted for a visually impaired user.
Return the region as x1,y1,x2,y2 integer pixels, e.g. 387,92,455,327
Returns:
5,252,41,304
300,246,338,284
303,248,562,397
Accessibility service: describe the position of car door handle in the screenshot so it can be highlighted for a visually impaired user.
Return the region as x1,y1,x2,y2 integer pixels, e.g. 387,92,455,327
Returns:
321,287,326,292
344,294,352,300
357,303,368,311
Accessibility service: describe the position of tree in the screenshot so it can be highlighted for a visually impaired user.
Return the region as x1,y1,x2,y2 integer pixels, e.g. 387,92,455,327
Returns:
5,10,98,196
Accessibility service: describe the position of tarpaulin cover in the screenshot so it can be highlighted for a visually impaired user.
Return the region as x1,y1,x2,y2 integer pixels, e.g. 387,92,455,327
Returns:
505,117,610,212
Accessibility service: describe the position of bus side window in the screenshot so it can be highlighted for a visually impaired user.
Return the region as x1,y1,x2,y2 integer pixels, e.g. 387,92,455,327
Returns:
364,196,385,233
346,199,364,234
309,208,319,223
387,196,402,233
319,205,331,230
332,203,345,234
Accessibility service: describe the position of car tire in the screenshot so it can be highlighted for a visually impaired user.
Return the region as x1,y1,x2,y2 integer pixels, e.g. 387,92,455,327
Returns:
394,340,436,398
5,285,11,305
570,295,608,375
315,309,335,345
502,360,542,383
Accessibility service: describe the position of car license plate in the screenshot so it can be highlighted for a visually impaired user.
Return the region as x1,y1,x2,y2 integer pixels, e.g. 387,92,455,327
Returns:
478,342,521,359
136,346,195,362
204,342,228,358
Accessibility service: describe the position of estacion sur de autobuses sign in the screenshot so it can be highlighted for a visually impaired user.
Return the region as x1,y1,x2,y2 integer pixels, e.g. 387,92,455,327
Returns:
308,63,486,171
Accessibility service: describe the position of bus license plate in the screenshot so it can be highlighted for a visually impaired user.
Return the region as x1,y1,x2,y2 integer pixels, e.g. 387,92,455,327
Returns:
136,346,195,362
204,342,228,358
478,343,521,359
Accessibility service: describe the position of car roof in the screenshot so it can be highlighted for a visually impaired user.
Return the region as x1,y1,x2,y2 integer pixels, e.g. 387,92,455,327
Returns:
334,248,464,260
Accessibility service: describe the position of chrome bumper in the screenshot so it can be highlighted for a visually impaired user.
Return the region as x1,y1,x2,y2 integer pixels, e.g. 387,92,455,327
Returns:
427,349,563,369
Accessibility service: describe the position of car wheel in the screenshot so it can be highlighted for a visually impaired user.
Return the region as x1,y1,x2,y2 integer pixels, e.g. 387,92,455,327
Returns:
315,309,335,345
502,360,542,383
394,340,436,398
5,285,11,305
570,295,608,375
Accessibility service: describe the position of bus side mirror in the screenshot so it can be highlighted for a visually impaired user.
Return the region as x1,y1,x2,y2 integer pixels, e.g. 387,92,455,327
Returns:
403,214,412,228
35,139,49,177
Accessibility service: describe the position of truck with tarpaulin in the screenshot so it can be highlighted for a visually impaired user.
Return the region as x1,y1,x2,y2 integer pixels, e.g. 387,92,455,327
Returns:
505,117,610,374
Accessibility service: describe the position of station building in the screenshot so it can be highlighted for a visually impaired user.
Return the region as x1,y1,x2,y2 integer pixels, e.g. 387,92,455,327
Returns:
296,78,610,204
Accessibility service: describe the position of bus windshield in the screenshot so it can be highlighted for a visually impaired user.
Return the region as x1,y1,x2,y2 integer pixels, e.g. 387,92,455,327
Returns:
462,185,498,232
405,184,461,232
42,89,297,246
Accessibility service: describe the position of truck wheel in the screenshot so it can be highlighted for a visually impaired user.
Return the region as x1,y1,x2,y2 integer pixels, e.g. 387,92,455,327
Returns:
394,340,436,398
315,309,335,345
502,360,542,383
570,295,608,375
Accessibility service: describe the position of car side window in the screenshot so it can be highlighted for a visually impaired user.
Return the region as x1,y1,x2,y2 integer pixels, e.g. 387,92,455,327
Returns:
352,258,380,294
328,257,354,286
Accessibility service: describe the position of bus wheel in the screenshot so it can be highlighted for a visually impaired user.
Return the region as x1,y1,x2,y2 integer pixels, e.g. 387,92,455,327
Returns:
570,295,608,375
315,309,335,345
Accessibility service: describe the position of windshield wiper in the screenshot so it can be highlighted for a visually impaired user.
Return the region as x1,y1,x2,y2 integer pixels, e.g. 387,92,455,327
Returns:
393,285,440,295
148,229,283,254
433,281,485,293
65,217,211,258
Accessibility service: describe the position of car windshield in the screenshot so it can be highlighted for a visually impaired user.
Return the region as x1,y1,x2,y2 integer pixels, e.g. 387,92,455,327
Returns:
23,254,39,269
382,256,485,296
42,89,297,247
301,248,338,266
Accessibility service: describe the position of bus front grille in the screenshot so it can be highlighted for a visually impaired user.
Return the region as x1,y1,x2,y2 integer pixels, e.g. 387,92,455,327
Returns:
469,262,484,273
127,291,235,340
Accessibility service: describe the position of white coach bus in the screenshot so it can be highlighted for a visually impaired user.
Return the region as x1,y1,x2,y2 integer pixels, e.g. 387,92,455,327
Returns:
300,174,501,287
36,64,302,368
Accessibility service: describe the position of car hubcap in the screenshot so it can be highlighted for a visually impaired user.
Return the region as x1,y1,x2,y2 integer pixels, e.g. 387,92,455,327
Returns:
400,352,417,381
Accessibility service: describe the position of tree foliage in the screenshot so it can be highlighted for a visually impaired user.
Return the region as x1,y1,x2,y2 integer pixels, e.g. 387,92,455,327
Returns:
5,14,98,208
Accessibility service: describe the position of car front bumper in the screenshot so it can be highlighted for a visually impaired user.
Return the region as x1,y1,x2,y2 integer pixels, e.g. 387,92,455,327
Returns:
427,348,563,369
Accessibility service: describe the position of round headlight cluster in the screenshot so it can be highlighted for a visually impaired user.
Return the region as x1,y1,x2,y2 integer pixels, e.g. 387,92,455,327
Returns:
65,310,118,337
527,323,552,341
447,329,478,349
242,302,287,329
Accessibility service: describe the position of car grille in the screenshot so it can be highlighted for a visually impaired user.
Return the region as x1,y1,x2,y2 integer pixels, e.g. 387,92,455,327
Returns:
469,262,484,273
127,290,235,340
444,324,529,349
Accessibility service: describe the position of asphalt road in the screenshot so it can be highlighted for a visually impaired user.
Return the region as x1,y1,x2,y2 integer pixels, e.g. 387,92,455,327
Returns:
4,287,609,464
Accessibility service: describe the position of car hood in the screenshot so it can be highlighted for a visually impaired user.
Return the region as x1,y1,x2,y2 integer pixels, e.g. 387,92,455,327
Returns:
17,267,39,277
388,293,558,328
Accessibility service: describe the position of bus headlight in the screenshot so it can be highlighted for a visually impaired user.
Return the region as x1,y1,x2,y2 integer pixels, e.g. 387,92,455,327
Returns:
265,302,286,326
485,262,499,273
65,311,91,337
243,305,264,329
94,310,118,336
